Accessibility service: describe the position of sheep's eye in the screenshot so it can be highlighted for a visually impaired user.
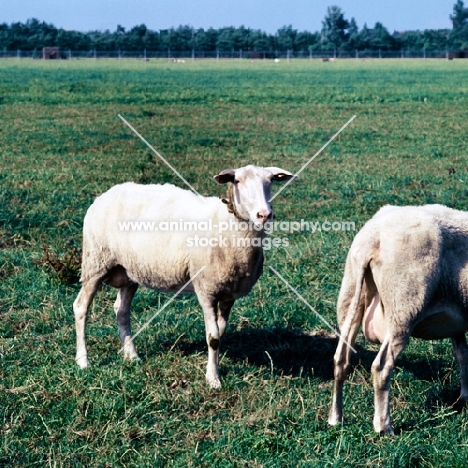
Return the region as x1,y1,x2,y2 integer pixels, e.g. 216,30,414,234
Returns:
233,179,240,184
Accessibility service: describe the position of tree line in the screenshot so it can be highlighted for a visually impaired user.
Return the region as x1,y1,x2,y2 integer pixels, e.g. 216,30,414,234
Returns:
1,1,468,53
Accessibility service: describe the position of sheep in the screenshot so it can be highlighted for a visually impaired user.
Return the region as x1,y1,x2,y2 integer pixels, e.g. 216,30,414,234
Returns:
73,165,295,389
328,204,468,434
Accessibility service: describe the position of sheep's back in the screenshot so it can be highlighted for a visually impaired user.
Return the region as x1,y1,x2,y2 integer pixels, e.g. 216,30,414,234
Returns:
81,182,223,289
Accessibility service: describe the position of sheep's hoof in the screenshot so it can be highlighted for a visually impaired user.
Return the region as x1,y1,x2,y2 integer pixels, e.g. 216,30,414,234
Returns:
124,353,140,363
76,356,90,369
122,338,139,361
373,421,394,436
328,413,342,426
206,376,222,389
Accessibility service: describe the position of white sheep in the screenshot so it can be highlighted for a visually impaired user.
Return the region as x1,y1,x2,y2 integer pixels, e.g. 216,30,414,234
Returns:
73,165,294,389
329,204,468,434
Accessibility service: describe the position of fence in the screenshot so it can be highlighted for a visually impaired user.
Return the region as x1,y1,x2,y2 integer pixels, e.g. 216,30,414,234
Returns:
0,49,454,60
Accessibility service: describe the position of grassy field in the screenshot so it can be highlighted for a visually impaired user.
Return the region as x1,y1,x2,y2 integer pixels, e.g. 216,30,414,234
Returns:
1,58,468,466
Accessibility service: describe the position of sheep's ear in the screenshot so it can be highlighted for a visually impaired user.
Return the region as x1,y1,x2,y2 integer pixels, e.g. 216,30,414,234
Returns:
265,167,296,183
214,169,236,184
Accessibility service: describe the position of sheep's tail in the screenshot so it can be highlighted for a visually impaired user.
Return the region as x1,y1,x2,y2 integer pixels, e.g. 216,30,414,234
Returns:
336,257,369,351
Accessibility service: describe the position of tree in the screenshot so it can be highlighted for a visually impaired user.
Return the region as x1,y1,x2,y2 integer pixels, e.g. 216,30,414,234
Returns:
295,30,320,52
232,25,251,51
217,28,235,51
170,25,193,51
0,22,11,49
250,30,271,51
422,29,449,51
127,24,148,50
144,29,160,51
369,22,395,50
450,0,468,29
88,29,115,51
354,23,371,50
276,25,297,51
0,17,456,54
449,0,468,48
321,5,349,51
347,17,359,49
159,28,174,51
394,30,424,51
204,28,219,51
193,28,217,51
114,24,127,50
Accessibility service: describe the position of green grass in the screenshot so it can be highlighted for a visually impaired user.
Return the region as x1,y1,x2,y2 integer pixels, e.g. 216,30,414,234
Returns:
1,58,468,466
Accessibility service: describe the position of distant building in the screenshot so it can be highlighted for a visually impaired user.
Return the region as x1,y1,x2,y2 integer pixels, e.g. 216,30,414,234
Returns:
250,51,277,59
446,50,467,59
42,47,60,59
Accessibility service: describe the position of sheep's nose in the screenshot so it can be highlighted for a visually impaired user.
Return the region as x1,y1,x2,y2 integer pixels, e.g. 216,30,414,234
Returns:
257,210,272,223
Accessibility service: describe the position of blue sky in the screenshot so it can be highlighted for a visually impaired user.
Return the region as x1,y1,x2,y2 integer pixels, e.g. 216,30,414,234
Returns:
0,0,456,33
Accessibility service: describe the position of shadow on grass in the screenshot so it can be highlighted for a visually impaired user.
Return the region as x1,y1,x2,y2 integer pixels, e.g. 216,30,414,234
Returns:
155,326,368,381
222,327,339,380
398,353,465,410
152,326,466,410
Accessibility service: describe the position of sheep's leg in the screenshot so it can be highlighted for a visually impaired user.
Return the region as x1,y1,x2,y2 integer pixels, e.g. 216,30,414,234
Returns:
371,334,407,435
328,310,361,426
73,278,101,368
218,300,234,338
198,295,224,389
114,283,139,361
451,334,468,401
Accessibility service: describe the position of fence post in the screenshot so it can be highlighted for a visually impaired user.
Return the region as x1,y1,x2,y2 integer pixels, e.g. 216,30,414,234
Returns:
192,48,195,61
17,49,20,59
356,49,358,59
216,49,219,61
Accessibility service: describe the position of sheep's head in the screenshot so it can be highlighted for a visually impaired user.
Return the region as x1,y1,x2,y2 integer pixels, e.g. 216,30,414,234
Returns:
214,165,295,225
